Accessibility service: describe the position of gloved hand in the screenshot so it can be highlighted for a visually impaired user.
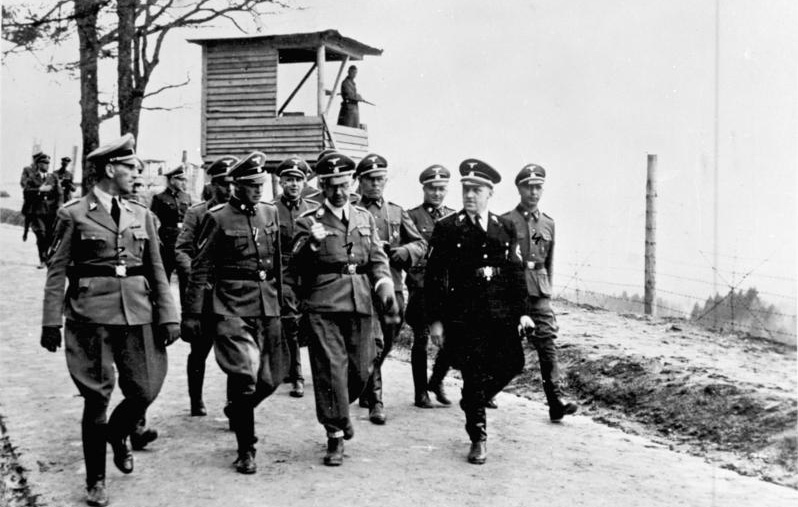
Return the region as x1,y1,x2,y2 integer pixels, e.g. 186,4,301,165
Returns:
40,326,62,352
389,246,409,267
310,222,329,244
518,315,536,340
428,321,444,348
180,315,201,343
159,322,181,347
375,281,399,323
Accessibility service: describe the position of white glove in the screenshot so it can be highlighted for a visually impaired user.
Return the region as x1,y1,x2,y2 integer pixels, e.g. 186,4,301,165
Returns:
310,222,329,243
518,315,535,339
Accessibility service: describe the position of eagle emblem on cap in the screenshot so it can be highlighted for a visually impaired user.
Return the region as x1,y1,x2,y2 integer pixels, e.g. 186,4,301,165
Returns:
330,157,340,165
369,156,378,163
467,162,477,169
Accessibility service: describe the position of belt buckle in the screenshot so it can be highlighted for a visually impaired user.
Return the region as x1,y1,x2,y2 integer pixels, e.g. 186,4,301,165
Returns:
526,261,535,270
482,266,494,281
346,264,357,275
258,270,267,281
115,265,127,277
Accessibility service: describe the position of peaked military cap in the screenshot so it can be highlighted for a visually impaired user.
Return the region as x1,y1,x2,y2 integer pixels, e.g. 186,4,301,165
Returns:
164,166,187,179
419,164,450,186
33,152,50,163
355,153,388,178
277,155,310,179
515,163,546,186
317,148,339,162
459,158,501,188
229,151,268,184
316,152,355,185
206,156,238,182
61,156,72,163
87,133,141,167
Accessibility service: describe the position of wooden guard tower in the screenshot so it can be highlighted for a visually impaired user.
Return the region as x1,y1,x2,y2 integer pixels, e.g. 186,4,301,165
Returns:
188,30,382,166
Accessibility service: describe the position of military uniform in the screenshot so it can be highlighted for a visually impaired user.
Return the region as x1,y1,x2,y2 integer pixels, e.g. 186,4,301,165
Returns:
272,156,320,395
502,164,577,422
425,160,527,462
175,156,238,416
286,152,393,465
337,74,360,128
355,154,427,421
150,169,192,292
20,153,61,265
56,157,77,202
40,134,178,502
406,165,456,407
184,152,288,473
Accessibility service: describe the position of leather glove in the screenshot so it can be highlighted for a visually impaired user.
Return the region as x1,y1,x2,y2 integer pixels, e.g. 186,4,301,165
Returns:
518,315,536,340
40,326,62,352
389,246,409,267
159,322,181,347
180,315,201,343
310,222,329,244
375,281,400,324
428,321,444,348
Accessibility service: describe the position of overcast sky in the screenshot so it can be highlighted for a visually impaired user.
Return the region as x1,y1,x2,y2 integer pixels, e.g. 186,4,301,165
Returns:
2,0,796,313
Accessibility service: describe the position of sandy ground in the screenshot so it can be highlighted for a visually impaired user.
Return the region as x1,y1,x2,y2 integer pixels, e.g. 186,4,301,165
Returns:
1,222,796,507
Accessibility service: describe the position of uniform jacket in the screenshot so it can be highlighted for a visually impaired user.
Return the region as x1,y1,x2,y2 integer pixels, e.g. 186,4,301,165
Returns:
424,210,527,326
20,167,61,216
174,198,220,279
337,77,360,128
287,203,391,315
184,198,282,318
357,197,427,293
406,203,455,291
272,195,319,262
150,188,192,245
55,168,76,202
502,206,554,297
41,190,178,327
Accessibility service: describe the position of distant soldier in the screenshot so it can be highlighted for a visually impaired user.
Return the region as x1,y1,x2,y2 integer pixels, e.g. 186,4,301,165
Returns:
56,156,77,202
355,153,427,424
502,164,577,423
405,165,456,408
337,65,363,128
182,152,289,475
150,166,192,295
20,152,61,267
40,133,180,506
272,155,319,399
426,159,533,465
175,156,238,416
286,152,396,466
128,173,147,205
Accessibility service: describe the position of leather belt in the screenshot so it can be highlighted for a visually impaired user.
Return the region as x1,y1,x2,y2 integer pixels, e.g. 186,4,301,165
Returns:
526,261,545,270
217,267,275,281
68,264,146,278
475,266,501,281
317,263,368,275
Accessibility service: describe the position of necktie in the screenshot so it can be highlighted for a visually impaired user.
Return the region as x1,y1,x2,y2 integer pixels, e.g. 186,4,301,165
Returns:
474,214,483,231
111,197,120,226
340,210,349,228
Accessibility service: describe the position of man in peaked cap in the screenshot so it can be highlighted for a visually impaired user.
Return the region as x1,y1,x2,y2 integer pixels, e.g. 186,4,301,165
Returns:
502,163,577,423
183,151,289,474
40,133,180,505
20,151,61,266
56,156,77,202
425,158,534,465
150,164,193,299
285,152,396,466
175,155,238,417
406,165,456,408
355,153,427,425
272,155,319,399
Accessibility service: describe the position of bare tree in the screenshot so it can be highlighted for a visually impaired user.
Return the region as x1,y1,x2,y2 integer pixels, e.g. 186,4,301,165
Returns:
3,0,288,188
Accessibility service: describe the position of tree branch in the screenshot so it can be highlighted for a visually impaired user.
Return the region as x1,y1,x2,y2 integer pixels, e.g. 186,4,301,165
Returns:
142,74,190,98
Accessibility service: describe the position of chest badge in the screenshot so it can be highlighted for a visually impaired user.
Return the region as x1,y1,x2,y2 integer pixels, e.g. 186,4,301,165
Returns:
115,265,127,277
483,266,494,281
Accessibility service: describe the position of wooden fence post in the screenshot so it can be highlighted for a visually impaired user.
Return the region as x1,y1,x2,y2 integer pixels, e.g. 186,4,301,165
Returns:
644,154,657,315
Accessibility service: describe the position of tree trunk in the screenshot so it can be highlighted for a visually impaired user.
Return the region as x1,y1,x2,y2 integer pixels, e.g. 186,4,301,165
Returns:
117,0,137,138
74,0,103,194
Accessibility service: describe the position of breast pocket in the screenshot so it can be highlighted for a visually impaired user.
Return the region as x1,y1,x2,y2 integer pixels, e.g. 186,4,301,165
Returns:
224,229,250,252
79,229,110,257
131,229,149,257
261,223,278,254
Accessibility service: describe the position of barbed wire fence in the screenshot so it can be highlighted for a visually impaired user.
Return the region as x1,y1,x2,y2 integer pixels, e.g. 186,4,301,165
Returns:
555,249,797,346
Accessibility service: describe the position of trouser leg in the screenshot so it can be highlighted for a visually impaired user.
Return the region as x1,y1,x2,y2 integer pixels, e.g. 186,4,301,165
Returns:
410,326,429,398
427,346,450,389
30,216,48,262
460,368,487,443
82,400,109,485
283,316,303,382
365,293,404,407
108,325,168,442
187,319,215,405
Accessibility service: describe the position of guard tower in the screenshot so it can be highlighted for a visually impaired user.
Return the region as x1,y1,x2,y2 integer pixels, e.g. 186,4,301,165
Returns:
188,30,382,166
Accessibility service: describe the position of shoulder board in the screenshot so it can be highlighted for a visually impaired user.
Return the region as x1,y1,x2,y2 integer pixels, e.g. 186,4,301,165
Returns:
542,211,554,221
189,201,207,209
299,207,320,218
353,205,368,213
127,199,147,208
387,201,401,208
258,200,276,208
209,203,226,212
63,197,81,208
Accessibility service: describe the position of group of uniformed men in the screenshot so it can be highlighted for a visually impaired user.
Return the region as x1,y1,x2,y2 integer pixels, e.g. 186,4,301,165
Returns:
38,133,576,507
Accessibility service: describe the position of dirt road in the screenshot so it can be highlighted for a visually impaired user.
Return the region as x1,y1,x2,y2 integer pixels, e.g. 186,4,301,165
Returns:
1,222,796,507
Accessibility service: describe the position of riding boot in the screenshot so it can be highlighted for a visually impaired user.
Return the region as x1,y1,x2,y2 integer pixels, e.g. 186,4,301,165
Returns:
187,359,207,416
542,380,577,422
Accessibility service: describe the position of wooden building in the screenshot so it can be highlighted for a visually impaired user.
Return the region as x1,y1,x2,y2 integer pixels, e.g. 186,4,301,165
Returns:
188,30,382,167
